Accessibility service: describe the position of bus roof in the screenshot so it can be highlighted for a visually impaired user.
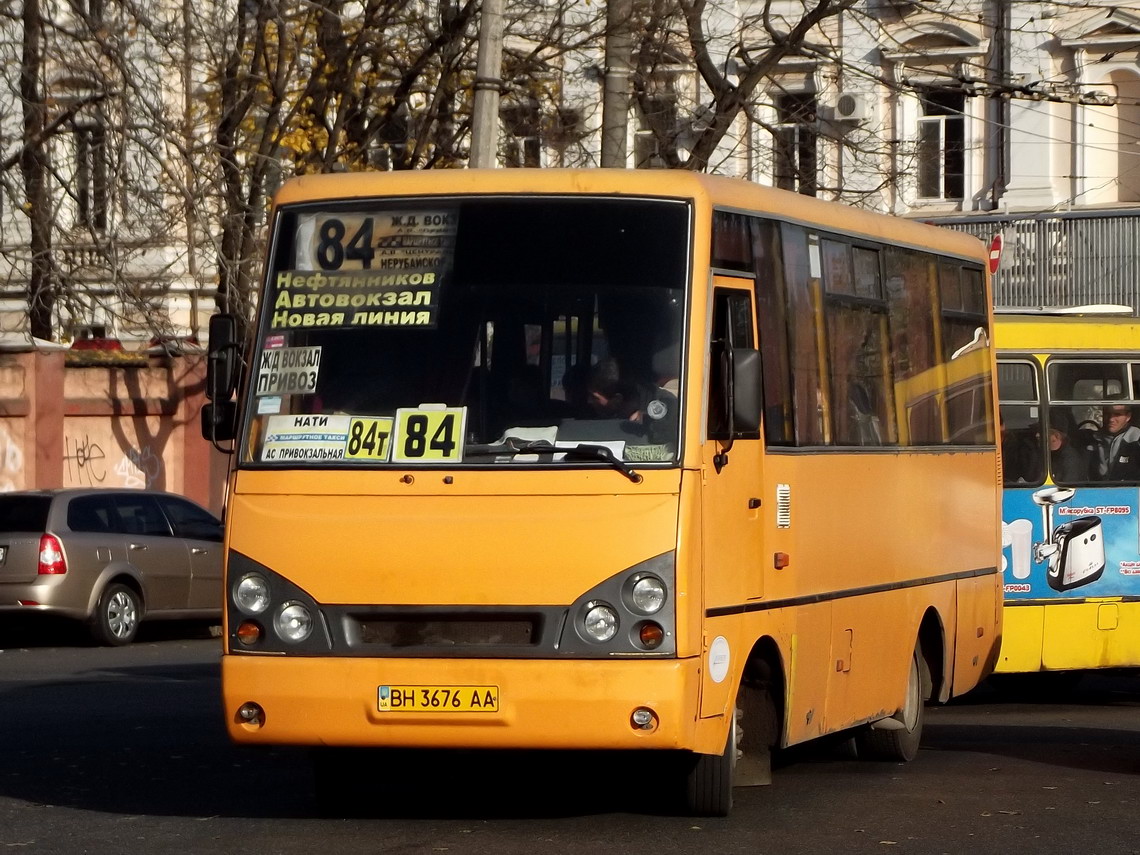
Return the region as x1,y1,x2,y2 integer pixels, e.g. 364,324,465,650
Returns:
271,169,987,263
995,311,1140,352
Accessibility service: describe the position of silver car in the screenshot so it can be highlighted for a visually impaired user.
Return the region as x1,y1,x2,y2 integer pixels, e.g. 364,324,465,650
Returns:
0,488,223,645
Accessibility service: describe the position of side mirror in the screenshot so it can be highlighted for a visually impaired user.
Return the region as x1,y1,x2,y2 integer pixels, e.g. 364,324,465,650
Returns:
731,347,762,437
201,401,238,444
206,314,240,402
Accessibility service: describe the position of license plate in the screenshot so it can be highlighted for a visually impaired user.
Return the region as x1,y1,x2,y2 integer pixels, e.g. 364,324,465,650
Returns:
377,685,499,713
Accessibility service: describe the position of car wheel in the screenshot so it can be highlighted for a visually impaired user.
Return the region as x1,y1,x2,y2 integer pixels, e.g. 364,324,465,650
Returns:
90,583,142,646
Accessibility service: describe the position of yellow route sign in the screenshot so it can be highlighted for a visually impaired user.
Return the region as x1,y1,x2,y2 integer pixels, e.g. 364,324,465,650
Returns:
392,407,467,463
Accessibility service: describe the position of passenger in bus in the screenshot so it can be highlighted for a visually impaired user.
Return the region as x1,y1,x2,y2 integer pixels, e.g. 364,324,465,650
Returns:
1046,427,1086,483
1000,417,1042,484
1092,400,1140,481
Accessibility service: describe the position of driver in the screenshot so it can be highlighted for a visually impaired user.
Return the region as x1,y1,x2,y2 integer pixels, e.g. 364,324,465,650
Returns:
587,359,678,449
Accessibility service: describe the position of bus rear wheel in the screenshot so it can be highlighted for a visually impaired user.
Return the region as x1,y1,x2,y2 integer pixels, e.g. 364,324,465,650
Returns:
856,643,929,762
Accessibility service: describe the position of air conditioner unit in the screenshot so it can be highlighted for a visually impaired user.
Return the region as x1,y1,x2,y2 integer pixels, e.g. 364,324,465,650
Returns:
832,92,870,123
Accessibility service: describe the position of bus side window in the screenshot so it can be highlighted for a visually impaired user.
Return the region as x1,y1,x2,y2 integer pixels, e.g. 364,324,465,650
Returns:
708,288,756,440
997,360,1044,486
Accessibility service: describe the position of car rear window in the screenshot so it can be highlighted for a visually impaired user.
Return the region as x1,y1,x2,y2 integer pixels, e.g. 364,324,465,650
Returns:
0,495,52,532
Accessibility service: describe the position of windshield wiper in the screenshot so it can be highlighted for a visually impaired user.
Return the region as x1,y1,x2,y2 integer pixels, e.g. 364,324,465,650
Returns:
558,443,643,483
463,438,642,483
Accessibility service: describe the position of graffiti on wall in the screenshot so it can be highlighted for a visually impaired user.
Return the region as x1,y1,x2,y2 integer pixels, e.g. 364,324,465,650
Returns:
64,420,167,491
115,446,163,489
64,433,107,486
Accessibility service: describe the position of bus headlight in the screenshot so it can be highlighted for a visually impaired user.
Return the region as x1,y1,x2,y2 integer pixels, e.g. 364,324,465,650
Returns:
559,551,675,656
235,574,271,615
629,575,666,615
275,602,314,643
583,602,619,642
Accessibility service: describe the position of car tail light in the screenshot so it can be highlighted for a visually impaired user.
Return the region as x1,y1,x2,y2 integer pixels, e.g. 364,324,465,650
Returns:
37,534,66,575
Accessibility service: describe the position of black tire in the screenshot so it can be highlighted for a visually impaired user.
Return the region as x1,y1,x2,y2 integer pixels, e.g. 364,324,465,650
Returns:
683,709,737,817
89,583,142,646
856,644,929,762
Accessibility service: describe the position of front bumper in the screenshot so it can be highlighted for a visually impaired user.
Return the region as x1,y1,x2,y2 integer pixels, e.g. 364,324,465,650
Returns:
223,654,705,751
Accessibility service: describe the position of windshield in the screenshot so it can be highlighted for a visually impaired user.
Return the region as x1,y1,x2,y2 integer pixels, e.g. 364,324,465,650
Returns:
241,196,690,470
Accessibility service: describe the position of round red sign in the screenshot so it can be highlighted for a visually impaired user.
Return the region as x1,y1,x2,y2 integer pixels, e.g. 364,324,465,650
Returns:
988,233,1003,274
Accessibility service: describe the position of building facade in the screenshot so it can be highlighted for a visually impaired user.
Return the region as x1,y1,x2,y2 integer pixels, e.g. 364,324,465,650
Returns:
0,0,1137,352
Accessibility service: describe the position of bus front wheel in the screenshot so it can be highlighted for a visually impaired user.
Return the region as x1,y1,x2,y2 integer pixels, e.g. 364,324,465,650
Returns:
683,708,737,817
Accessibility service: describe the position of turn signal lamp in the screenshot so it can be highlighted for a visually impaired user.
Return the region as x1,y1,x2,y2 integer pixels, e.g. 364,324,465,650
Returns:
236,621,263,646
638,622,665,649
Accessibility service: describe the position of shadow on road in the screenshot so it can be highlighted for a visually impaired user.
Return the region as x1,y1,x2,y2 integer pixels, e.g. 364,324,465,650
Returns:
0,616,220,650
0,654,703,819
919,670,1140,777
0,652,1136,821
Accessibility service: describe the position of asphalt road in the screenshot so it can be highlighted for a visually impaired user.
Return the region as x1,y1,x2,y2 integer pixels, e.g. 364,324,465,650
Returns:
0,623,1137,855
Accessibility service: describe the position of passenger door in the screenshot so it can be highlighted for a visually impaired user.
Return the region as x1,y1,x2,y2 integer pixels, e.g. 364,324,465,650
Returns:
156,496,224,612
700,278,766,718
112,493,190,611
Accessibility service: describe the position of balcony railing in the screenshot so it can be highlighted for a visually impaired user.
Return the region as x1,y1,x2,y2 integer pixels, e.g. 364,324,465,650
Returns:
927,209,1140,315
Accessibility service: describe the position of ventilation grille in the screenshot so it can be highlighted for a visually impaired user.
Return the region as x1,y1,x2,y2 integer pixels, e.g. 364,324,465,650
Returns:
357,617,539,647
776,483,791,529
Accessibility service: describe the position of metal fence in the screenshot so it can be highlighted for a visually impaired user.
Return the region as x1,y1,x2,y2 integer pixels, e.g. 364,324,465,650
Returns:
927,210,1140,315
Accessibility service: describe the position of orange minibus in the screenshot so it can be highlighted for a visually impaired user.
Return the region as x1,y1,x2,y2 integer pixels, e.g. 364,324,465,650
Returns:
203,169,1002,815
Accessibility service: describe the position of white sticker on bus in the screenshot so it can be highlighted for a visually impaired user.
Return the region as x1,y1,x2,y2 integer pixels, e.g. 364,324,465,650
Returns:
709,636,730,683
261,414,351,462
256,345,322,397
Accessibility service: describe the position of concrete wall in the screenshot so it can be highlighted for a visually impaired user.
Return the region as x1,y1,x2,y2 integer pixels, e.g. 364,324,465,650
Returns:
0,351,228,515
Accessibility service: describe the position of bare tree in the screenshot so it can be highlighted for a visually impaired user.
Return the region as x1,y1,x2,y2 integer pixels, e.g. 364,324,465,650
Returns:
0,0,1018,343
18,0,52,339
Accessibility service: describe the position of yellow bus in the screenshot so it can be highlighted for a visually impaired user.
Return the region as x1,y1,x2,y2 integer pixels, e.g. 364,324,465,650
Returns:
995,310,1140,674
202,169,1002,816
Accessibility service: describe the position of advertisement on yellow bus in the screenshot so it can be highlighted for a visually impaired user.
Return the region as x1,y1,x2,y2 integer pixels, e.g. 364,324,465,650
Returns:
997,311,1140,672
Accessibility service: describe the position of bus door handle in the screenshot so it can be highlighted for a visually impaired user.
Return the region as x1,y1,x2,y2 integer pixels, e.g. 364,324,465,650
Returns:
128,542,149,551
191,548,208,555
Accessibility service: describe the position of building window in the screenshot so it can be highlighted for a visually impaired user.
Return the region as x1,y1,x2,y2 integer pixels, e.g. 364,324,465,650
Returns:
74,121,107,230
774,93,817,196
916,88,964,200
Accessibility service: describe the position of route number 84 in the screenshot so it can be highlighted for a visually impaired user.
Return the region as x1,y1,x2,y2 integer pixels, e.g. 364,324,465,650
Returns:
392,407,467,463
